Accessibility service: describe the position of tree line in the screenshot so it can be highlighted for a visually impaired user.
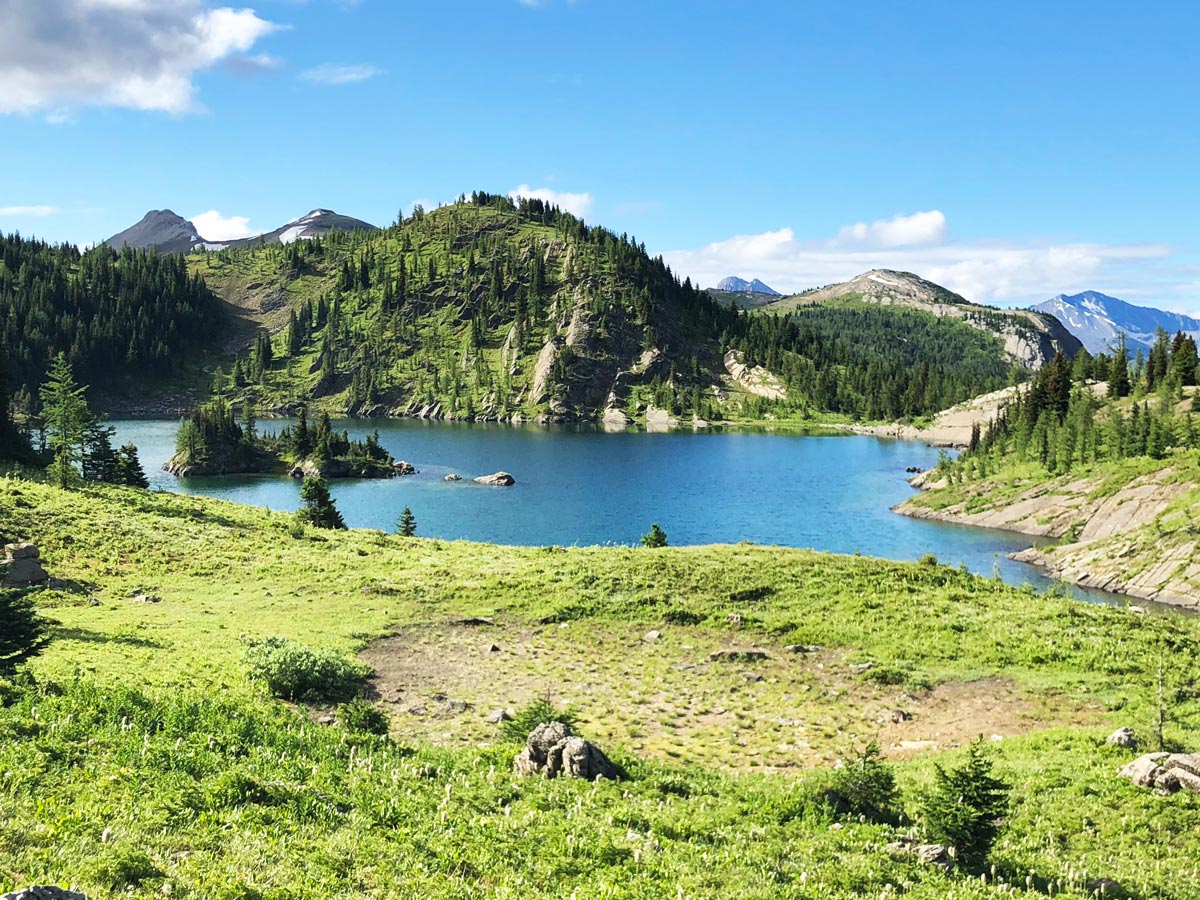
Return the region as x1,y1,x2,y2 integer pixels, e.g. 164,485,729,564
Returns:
0,233,222,411
950,328,1200,479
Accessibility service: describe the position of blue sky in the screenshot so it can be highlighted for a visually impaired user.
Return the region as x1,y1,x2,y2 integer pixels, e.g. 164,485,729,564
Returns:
1,0,1197,309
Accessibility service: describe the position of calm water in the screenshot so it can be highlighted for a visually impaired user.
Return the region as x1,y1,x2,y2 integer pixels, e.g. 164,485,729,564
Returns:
112,418,1124,603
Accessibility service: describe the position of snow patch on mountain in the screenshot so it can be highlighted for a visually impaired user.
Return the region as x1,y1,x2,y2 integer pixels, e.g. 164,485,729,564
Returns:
716,276,780,295
1033,291,1200,356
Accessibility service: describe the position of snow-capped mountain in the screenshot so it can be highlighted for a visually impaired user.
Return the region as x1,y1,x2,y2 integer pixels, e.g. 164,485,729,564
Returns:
1033,291,1200,356
233,209,378,248
105,208,377,253
104,210,204,254
716,276,780,295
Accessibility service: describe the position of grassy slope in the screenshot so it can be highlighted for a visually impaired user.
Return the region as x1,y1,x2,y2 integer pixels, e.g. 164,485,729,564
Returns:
3,478,1200,897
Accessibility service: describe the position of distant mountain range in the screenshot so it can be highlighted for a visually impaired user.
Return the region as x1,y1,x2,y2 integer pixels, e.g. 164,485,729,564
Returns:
715,276,780,295
105,208,377,253
1033,291,1200,356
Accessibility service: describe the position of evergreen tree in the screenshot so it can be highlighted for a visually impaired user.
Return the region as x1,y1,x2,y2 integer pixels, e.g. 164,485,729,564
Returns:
0,590,49,673
296,476,346,530
114,443,150,488
920,740,1010,867
396,506,417,537
1107,334,1131,398
39,354,93,488
81,421,119,482
0,344,32,462
641,523,668,548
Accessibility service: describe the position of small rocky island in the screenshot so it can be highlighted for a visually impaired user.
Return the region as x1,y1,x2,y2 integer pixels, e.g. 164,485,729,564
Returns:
164,399,398,479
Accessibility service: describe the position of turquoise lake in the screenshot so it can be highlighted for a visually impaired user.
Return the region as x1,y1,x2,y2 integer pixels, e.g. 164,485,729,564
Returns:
111,418,1116,602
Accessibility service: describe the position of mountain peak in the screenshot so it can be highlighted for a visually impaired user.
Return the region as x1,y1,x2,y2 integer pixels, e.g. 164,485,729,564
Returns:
105,209,202,253
104,206,379,253
1034,291,1200,355
716,276,780,295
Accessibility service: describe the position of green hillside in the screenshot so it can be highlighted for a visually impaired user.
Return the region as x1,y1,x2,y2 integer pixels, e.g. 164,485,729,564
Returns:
2,476,1199,897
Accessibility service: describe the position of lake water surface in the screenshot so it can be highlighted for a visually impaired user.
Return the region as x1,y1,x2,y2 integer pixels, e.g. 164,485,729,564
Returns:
112,418,1120,602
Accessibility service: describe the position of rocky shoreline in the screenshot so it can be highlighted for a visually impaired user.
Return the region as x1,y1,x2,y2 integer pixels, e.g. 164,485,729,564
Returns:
894,469,1200,610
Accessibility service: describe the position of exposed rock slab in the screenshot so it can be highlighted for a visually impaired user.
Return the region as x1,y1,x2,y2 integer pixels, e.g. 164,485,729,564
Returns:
723,350,786,400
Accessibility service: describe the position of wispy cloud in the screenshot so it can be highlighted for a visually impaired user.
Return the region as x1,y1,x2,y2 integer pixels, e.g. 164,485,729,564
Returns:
0,1,279,115
0,205,59,217
189,210,262,241
663,211,1185,309
509,184,593,218
299,64,383,86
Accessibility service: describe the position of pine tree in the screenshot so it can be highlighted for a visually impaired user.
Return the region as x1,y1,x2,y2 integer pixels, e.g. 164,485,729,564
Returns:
396,506,417,537
81,421,119,482
39,354,93,488
296,476,346,530
1108,334,1131,398
920,739,1009,867
641,523,668,548
0,590,49,673
114,443,150,488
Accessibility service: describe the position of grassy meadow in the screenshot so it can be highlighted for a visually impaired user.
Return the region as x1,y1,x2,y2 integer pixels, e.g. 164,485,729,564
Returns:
2,476,1199,898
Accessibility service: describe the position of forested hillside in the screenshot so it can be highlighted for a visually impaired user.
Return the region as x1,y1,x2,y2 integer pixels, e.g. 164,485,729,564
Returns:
190,195,1031,424
0,234,222,410
2,197,1056,426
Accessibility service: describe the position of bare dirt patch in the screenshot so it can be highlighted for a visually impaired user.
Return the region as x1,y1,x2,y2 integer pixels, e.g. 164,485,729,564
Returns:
360,620,1099,771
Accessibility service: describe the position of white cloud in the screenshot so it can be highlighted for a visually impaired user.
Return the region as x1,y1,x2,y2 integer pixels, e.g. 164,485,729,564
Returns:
835,210,947,248
299,63,382,85
663,212,1182,309
509,184,594,218
0,205,59,216
189,210,261,241
0,1,279,115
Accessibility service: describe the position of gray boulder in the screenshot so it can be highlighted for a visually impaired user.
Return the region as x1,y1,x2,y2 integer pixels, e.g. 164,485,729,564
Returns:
2,544,49,587
393,460,416,475
1119,753,1169,788
513,721,617,781
443,474,462,482
474,471,515,486
1107,727,1138,750
1,889,89,900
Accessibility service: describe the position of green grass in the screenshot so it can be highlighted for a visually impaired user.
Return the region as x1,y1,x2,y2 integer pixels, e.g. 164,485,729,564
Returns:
3,476,1200,897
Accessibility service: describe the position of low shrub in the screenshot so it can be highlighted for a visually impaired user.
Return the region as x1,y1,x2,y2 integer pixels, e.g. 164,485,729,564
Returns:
338,697,390,735
828,740,898,822
242,636,370,703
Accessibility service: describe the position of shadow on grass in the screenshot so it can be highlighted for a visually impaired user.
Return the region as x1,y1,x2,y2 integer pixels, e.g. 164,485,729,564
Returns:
52,625,168,649
989,858,1159,900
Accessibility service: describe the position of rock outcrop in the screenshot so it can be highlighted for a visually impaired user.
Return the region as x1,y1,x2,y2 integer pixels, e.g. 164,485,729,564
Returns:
474,471,515,486
722,350,787,401
512,721,618,781
1120,752,1200,795
898,456,1200,609
2,544,49,587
